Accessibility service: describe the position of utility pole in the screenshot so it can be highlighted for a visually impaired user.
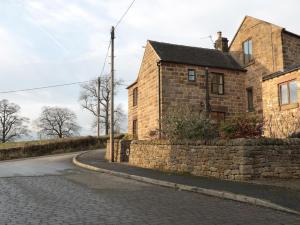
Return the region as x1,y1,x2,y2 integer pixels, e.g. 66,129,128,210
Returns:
110,26,115,162
205,67,210,118
97,76,101,138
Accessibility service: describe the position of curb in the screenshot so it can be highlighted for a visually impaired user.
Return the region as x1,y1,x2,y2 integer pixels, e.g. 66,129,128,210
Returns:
73,151,300,216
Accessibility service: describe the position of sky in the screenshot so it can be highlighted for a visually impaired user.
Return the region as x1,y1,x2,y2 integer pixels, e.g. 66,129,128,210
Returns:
0,0,299,138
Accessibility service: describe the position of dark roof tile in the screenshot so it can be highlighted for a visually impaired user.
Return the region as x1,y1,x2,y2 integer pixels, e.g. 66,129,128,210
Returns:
263,64,300,81
149,40,245,71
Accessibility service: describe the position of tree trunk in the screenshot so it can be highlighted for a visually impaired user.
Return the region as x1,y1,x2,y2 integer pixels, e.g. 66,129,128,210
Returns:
2,128,5,143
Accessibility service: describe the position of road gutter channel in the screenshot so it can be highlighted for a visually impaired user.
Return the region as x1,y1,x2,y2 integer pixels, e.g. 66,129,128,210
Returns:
73,151,300,216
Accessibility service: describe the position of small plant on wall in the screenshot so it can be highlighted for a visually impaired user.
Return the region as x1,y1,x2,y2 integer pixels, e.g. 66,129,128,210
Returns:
220,114,263,139
158,107,218,142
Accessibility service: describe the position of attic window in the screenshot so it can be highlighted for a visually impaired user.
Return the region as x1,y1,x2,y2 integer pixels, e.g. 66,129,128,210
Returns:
188,69,196,81
243,39,253,64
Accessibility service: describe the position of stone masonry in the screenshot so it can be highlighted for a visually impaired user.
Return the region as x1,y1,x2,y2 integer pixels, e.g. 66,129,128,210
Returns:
282,31,300,68
127,16,300,140
230,16,285,114
127,43,160,140
262,68,300,137
129,139,300,180
160,62,246,119
106,139,131,162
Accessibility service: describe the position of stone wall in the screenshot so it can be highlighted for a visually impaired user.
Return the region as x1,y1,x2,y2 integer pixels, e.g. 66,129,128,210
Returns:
127,42,160,140
262,69,300,137
106,139,131,162
129,139,300,180
127,82,138,138
282,31,300,68
161,62,246,119
230,16,284,115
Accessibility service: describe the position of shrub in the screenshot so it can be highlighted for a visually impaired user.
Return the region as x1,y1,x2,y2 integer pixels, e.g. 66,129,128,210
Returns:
0,136,108,161
160,108,218,142
220,114,263,139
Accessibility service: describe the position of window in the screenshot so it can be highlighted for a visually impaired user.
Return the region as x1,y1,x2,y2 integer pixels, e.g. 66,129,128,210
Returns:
246,87,254,111
243,39,253,64
279,80,298,105
211,73,224,95
132,119,138,138
210,111,225,123
133,87,138,106
188,69,196,81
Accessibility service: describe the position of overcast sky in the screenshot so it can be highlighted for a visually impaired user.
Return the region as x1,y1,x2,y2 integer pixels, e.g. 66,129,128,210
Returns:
0,0,299,137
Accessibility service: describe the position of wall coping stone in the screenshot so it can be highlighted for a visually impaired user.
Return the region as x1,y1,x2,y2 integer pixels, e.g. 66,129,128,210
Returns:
131,138,300,146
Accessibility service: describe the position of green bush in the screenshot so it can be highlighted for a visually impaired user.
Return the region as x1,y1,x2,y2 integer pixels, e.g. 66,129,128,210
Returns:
160,108,218,142
220,114,263,139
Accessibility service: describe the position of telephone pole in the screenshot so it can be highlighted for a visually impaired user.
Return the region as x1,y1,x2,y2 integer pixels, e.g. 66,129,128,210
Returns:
97,76,101,138
110,26,115,162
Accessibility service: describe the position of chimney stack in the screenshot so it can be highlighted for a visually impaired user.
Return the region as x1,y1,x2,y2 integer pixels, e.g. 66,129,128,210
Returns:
214,31,229,52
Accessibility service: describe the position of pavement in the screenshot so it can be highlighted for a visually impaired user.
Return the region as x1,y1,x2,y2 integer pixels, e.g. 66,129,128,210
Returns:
76,149,300,214
0,151,299,224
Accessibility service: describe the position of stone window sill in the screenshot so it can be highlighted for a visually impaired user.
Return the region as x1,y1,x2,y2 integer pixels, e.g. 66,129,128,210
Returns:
280,103,299,111
187,82,198,86
210,93,225,97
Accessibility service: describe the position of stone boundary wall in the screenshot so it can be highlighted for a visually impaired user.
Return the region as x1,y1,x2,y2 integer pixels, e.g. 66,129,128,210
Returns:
106,139,131,162
129,139,300,180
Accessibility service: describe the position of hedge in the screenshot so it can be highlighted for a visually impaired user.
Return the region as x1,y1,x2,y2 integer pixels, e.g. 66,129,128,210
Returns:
0,136,109,161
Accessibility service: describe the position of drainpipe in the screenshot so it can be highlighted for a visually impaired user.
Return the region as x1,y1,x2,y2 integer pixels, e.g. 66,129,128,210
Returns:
205,67,211,117
157,60,162,139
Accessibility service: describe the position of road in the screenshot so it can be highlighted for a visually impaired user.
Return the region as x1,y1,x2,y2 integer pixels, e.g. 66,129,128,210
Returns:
0,152,299,225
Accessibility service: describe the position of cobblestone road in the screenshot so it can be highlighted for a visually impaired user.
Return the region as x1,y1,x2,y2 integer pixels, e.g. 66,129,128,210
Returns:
0,153,299,225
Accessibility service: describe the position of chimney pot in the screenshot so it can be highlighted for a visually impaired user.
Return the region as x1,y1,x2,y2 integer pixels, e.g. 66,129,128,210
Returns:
214,31,229,53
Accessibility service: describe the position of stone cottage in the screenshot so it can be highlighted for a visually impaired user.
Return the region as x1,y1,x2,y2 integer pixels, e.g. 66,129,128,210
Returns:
127,16,300,140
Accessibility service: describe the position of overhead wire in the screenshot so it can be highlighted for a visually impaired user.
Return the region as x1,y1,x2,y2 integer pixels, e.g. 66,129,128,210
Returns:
0,0,137,95
0,80,97,94
115,0,136,28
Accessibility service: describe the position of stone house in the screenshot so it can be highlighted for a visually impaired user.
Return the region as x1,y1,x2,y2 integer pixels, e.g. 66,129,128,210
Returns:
127,16,300,140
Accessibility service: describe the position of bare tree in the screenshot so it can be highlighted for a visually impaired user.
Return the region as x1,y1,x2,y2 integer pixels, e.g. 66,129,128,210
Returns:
0,99,29,143
36,107,80,139
79,75,125,135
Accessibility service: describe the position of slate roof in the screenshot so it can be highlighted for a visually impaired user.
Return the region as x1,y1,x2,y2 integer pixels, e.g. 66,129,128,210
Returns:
149,40,245,71
263,64,300,81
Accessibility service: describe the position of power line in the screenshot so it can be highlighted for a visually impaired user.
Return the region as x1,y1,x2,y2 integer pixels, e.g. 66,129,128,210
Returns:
115,0,136,28
0,80,96,94
0,0,137,95
99,40,111,77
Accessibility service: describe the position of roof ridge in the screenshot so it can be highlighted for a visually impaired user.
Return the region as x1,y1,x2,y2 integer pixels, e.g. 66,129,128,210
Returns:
148,40,221,53
148,40,245,71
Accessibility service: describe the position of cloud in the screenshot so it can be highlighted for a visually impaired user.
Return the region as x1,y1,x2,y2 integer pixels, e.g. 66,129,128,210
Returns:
0,26,40,67
0,0,299,138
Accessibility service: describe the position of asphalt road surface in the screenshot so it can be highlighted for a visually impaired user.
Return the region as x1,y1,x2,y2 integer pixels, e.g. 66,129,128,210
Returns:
0,152,299,225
